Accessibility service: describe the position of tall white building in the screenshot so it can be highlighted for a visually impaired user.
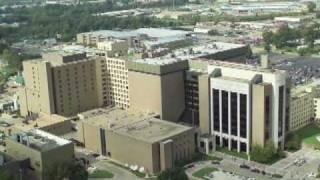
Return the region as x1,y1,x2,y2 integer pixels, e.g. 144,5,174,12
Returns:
204,61,288,154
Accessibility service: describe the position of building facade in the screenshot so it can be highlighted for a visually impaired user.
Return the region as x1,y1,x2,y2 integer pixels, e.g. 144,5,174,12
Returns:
77,107,195,174
18,52,103,117
289,82,320,131
6,129,74,180
197,61,288,154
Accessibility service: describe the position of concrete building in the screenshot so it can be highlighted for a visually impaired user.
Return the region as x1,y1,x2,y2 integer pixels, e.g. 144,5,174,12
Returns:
0,152,31,180
289,81,320,131
127,59,188,122
220,2,307,16
18,52,104,117
105,57,130,109
6,129,74,180
77,107,195,174
197,60,288,154
12,113,74,136
97,39,129,57
76,28,192,50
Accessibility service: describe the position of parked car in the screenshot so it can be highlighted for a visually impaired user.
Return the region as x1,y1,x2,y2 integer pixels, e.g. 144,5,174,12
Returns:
251,168,260,173
239,164,250,169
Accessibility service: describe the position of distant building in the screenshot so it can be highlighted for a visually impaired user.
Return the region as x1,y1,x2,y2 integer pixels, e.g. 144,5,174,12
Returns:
76,28,193,50
77,107,195,174
220,2,307,16
46,0,79,5
6,129,74,180
289,81,320,131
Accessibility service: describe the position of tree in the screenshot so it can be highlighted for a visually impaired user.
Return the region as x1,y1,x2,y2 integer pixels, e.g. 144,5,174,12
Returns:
69,163,88,180
264,43,271,52
272,25,301,48
297,47,310,56
307,2,316,13
262,31,274,45
285,133,301,151
44,162,88,180
1,49,23,71
250,140,282,164
0,170,14,180
157,167,188,180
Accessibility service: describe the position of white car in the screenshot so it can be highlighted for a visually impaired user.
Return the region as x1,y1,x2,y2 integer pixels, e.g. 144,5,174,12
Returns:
307,172,316,177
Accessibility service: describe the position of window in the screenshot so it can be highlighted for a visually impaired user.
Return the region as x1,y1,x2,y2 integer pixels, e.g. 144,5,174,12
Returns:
213,89,220,131
240,94,247,138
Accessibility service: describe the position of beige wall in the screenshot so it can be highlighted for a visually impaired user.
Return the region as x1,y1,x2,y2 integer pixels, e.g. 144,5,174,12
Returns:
105,57,129,109
52,60,99,116
20,56,102,117
41,143,74,180
128,70,185,122
160,140,173,171
79,121,195,174
106,131,158,173
6,139,74,180
160,71,185,121
6,139,42,175
198,74,210,134
128,71,162,116
252,83,272,147
20,61,55,116
79,122,102,154
290,89,316,131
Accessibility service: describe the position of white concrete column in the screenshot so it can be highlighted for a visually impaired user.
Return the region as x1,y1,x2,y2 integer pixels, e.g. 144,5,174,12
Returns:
246,91,251,155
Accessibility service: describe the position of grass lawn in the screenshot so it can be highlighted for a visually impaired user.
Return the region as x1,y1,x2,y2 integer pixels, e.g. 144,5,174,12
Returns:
192,167,218,179
296,125,320,145
89,169,114,178
216,147,248,160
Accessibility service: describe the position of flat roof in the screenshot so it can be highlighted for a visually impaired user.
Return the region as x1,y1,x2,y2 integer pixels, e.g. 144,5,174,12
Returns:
78,28,190,39
24,52,98,67
208,60,286,75
133,42,247,65
13,113,68,132
291,80,320,98
8,129,71,152
79,107,192,143
47,44,105,57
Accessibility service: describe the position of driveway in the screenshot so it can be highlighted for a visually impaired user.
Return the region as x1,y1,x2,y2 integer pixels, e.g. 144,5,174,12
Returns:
92,160,143,180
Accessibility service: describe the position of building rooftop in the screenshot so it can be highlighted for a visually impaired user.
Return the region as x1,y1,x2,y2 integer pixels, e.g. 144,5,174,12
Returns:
25,51,99,67
47,44,106,57
78,107,192,143
8,129,71,152
133,42,247,65
78,28,191,39
291,80,320,98
208,59,286,75
13,113,68,132
215,76,251,83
